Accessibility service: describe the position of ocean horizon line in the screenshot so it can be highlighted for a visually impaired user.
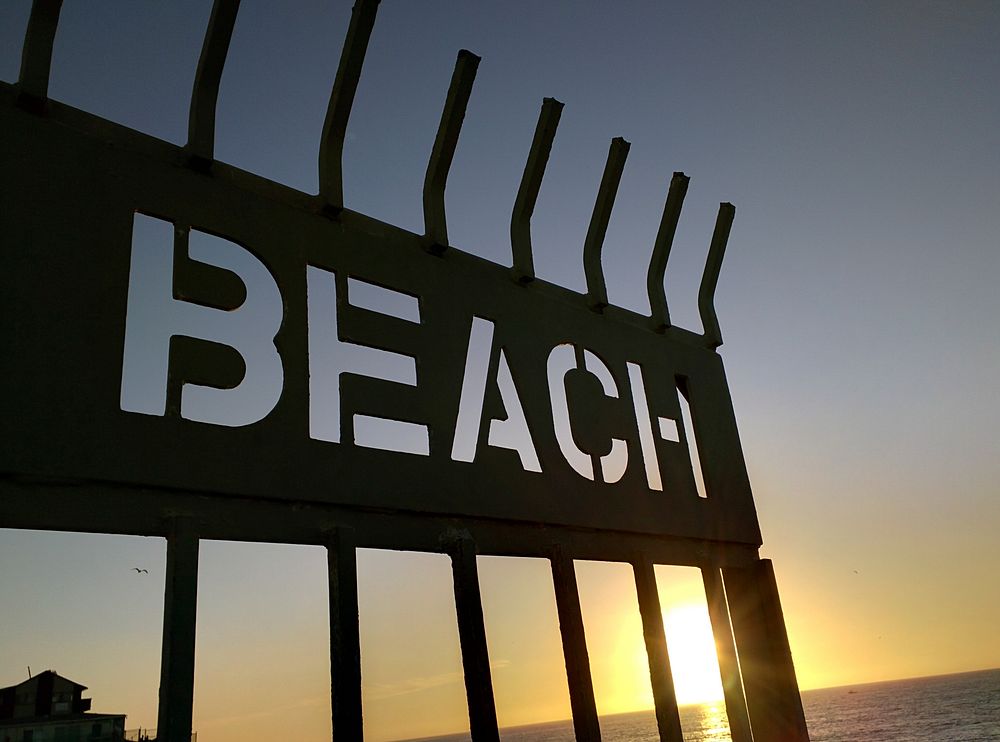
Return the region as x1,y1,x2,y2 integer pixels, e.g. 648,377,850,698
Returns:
389,666,1000,742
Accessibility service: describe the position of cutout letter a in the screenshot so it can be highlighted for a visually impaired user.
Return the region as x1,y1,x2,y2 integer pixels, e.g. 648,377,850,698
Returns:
451,317,541,472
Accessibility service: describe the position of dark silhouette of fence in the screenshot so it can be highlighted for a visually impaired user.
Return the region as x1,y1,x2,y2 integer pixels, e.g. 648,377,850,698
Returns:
1,2,810,741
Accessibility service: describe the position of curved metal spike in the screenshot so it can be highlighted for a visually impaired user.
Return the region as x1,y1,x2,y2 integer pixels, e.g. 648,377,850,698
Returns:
646,172,690,331
511,97,563,282
584,137,630,311
18,0,64,108
319,0,381,212
423,49,481,253
187,0,241,165
699,203,736,349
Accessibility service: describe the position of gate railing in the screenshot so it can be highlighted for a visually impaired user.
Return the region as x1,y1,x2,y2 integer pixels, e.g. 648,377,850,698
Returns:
2,2,810,741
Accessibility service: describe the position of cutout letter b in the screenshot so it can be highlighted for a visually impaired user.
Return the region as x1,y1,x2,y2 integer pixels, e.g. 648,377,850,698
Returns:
120,214,284,427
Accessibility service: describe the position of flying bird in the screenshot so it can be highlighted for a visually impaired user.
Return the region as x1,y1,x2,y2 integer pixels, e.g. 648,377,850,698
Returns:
132,567,148,574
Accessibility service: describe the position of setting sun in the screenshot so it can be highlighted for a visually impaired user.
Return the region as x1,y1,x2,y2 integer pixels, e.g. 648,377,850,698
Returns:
663,604,725,705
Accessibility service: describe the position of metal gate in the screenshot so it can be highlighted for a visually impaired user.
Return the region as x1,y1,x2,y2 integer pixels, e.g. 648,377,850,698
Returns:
1,2,810,740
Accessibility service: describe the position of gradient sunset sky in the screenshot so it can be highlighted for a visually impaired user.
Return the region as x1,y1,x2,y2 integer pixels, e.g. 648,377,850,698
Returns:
1,2,998,741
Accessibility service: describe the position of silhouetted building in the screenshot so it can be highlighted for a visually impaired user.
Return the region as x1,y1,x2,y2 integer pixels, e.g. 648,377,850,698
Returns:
0,671,125,742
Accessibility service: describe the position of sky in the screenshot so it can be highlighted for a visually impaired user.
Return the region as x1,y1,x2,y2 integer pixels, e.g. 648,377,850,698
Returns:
1,1,999,740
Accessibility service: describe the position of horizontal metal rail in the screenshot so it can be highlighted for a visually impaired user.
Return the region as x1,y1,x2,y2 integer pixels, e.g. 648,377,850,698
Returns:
0,478,759,567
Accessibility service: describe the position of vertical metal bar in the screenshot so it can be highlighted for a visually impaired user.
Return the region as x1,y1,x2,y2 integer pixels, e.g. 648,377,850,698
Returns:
328,529,363,741
510,97,564,282
698,202,735,349
319,0,381,212
187,0,241,164
583,137,630,311
550,550,602,741
646,172,690,331
156,522,199,742
723,560,810,742
423,50,481,253
701,567,753,742
18,0,63,106
754,560,810,742
449,537,500,741
633,557,684,742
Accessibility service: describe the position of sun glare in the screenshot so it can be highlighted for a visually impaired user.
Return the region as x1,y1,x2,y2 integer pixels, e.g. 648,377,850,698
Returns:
663,603,725,705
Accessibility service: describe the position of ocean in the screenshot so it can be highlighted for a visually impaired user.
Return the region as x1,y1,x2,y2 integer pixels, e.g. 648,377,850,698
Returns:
396,668,1000,741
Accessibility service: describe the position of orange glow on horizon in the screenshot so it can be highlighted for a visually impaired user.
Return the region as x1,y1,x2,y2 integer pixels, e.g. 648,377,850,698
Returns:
662,603,726,706
605,599,726,714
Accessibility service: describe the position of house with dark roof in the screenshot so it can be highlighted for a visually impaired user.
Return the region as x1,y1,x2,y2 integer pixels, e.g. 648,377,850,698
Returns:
0,671,125,742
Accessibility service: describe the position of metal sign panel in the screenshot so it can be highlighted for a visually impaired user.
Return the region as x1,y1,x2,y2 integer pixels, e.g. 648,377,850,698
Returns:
0,4,816,742
0,1,759,547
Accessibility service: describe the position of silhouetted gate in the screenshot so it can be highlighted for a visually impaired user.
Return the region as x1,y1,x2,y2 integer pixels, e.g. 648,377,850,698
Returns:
1,2,810,741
